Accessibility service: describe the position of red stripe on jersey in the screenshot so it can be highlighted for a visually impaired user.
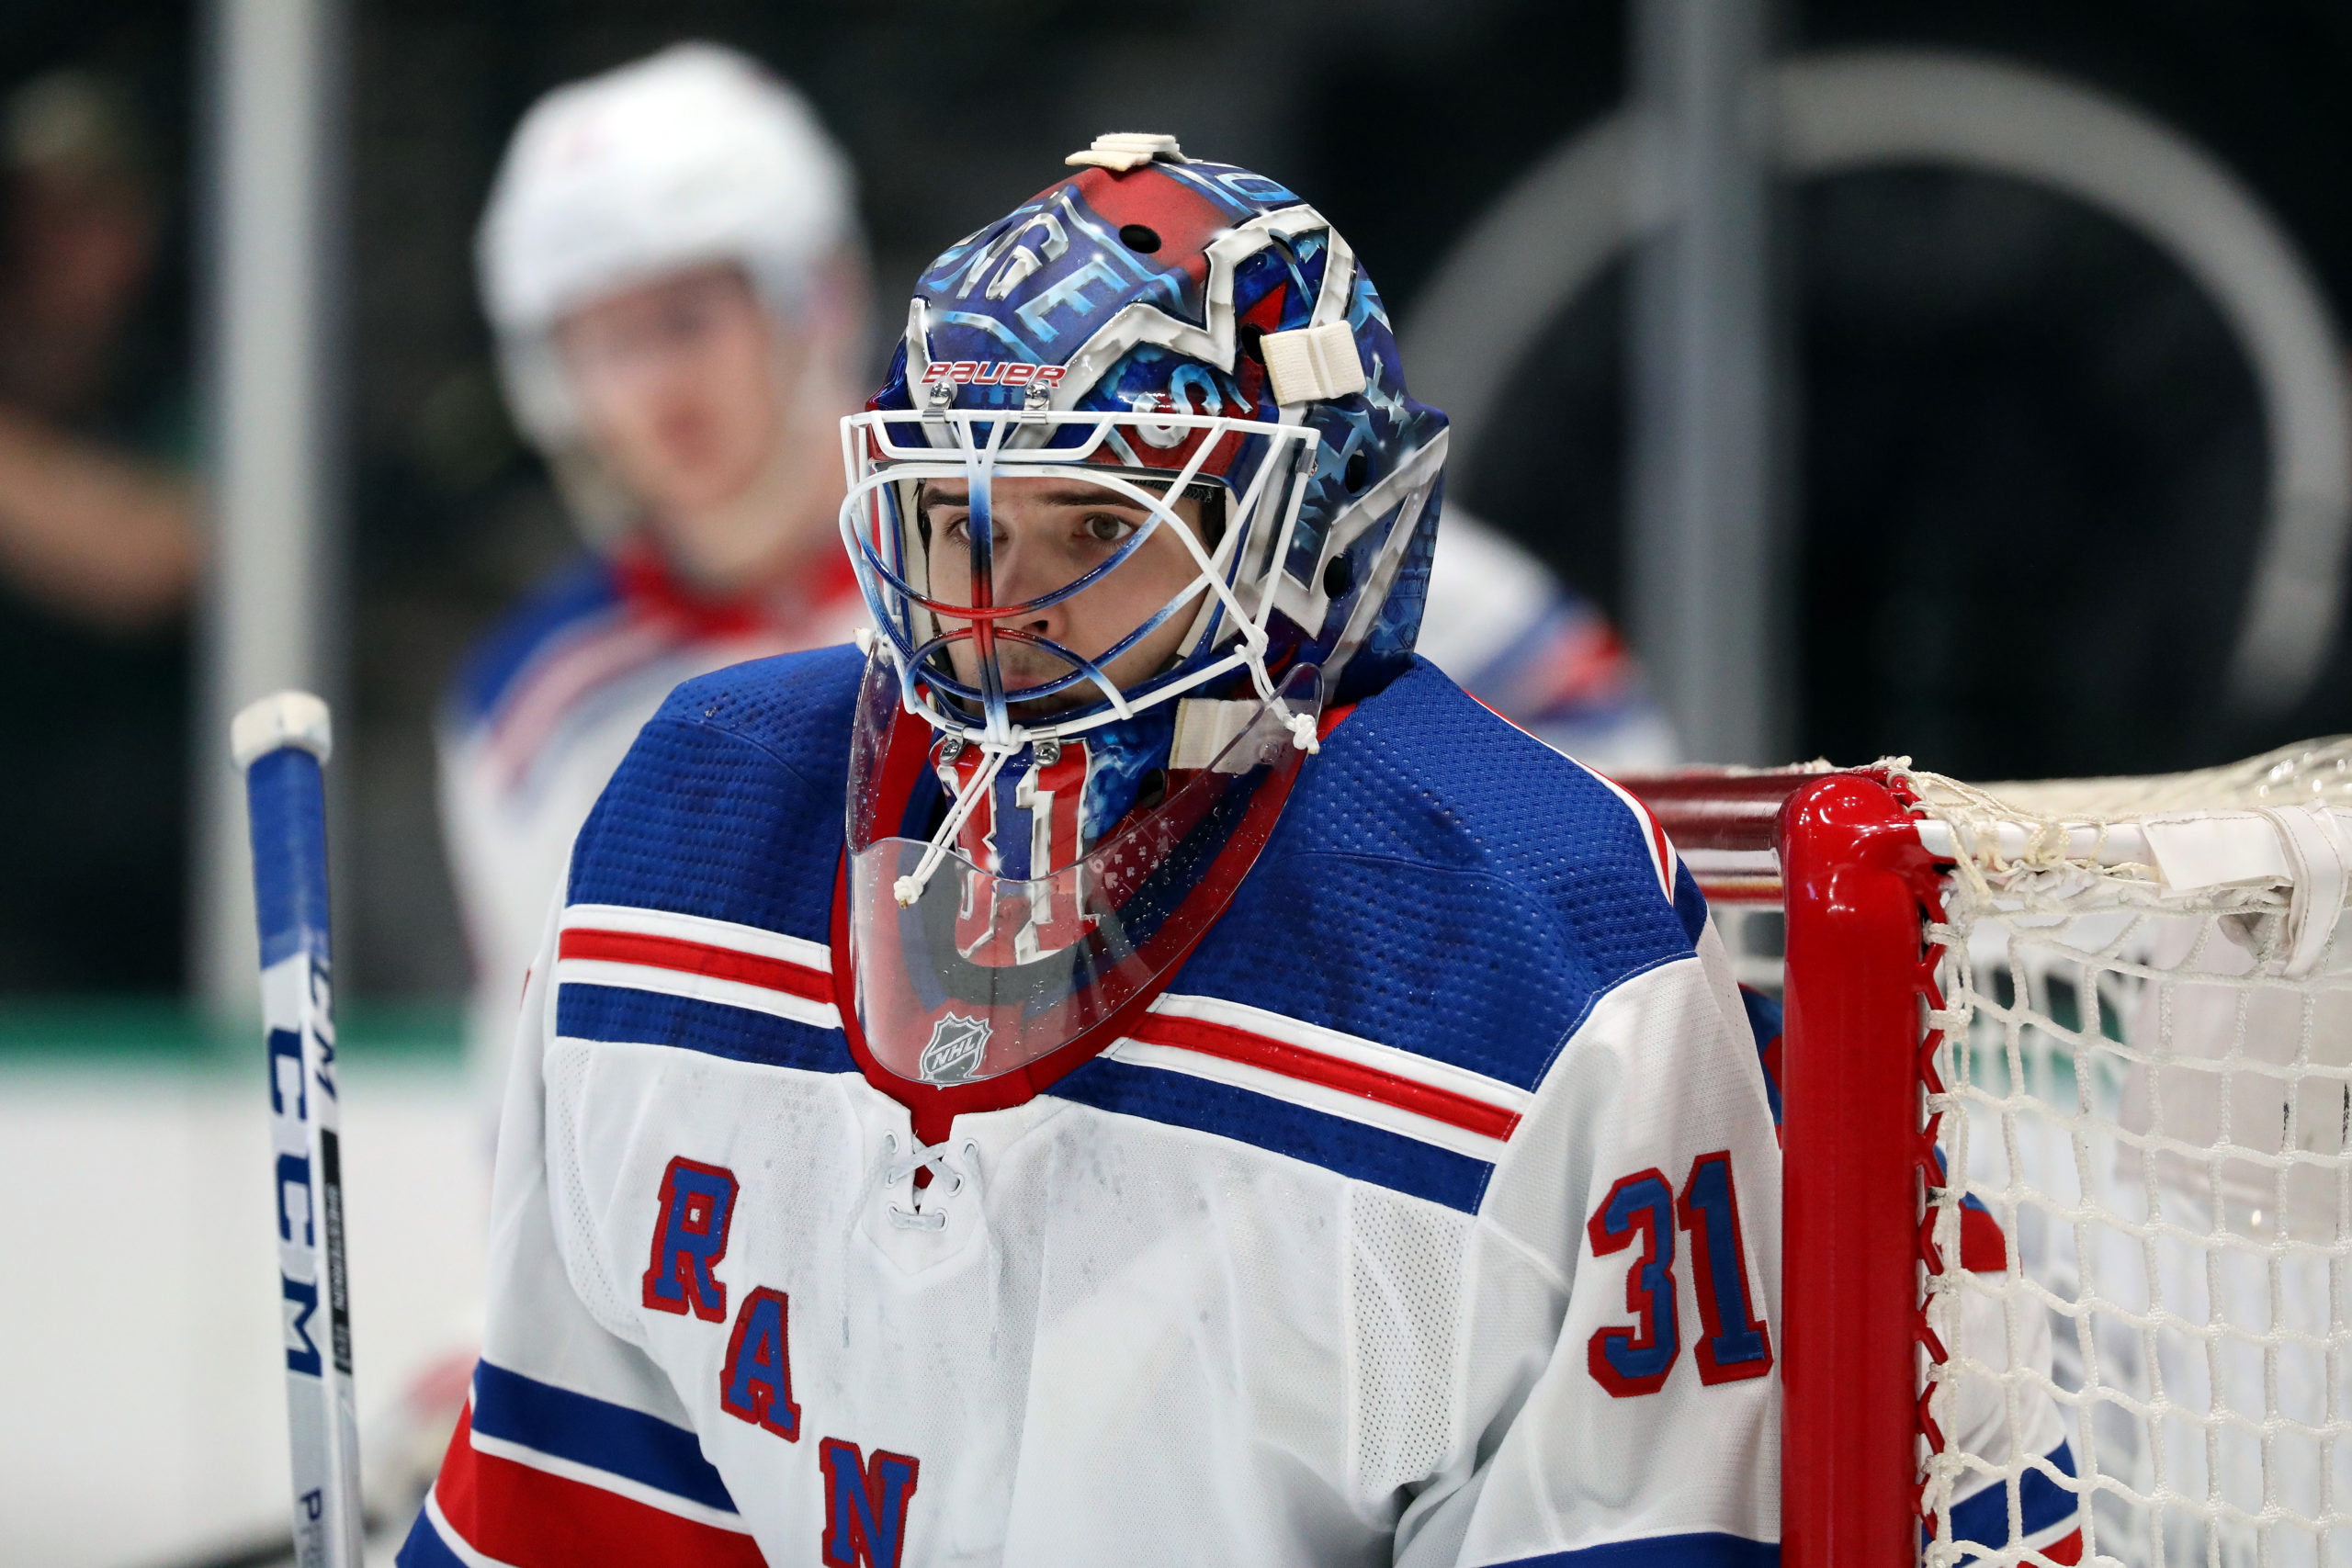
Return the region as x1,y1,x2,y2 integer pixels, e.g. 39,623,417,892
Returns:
1131,1010,1521,1142
2045,1529,2085,1564
1594,770,1675,898
1514,616,1633,715
433,1404,764,1568
560,928,832,1005
1641,802,1673,892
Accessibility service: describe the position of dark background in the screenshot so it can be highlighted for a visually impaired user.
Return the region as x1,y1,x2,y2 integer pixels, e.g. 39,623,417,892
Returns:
6,0,2351,995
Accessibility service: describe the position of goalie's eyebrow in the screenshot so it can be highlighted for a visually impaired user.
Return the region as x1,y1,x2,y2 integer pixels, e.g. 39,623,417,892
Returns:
916,481,1161,512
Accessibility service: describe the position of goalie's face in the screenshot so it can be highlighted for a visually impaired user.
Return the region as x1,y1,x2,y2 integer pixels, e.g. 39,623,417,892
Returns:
919,475,1213,717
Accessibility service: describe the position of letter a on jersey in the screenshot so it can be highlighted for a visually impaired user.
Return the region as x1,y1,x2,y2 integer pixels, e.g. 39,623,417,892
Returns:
720,1287,801,1440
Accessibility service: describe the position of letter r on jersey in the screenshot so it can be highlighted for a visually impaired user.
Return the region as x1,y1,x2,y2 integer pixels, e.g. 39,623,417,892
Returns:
641,1156,739,1321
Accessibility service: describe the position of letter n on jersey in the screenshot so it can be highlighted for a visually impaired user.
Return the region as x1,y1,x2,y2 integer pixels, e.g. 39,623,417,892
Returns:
820,1439,921,1568
642,1156,739,1321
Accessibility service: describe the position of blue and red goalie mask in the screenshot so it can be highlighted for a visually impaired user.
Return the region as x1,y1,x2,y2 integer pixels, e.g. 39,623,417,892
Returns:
837,136,1448,1089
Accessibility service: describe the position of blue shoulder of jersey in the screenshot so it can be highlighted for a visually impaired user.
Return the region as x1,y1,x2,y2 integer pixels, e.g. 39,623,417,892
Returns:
570,648,1706,1083
566,644,867,944
1174,656,1705,1093
447,552,625,730
560,649,1716,1213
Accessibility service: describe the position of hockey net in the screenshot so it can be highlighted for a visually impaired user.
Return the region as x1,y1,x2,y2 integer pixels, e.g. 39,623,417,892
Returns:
1627,744,2352,1568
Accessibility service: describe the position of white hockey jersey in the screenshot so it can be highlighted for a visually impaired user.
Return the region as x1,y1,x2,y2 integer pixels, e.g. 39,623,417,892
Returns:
401,648,1783,1568
439,541,867,1090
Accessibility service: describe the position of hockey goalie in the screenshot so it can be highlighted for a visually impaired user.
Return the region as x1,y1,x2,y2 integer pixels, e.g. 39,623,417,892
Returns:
401,135,1783,1567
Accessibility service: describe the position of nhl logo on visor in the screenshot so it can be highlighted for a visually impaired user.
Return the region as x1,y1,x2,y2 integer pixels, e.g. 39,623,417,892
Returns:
918,1012,993,1084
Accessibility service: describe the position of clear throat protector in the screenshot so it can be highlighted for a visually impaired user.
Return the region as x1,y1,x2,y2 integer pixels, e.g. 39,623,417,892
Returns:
845,652,1318,1086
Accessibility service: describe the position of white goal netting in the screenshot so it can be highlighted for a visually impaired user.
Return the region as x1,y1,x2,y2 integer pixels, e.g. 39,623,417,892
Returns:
1894,742,2352,1568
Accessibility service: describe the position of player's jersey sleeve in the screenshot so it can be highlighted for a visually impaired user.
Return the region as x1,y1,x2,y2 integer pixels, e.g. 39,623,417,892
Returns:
396,900,764,1568
1415,507,1678,772
1393,909,1782,1568
439,719,582,1103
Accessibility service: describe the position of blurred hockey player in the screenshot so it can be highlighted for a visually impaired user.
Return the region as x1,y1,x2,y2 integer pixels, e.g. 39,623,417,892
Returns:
443,43,869,1086
1421,507,1675,771
402,136,1781,1567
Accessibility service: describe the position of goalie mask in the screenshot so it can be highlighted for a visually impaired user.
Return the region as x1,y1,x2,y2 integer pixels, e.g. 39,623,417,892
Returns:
839,133,1449,1090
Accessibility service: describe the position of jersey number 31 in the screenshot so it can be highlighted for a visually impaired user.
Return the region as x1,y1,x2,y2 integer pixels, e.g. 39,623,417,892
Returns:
1586,1150,1772,1397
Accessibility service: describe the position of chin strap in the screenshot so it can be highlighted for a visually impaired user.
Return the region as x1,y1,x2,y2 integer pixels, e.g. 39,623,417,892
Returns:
884,627,1321,909
893,741,1013,907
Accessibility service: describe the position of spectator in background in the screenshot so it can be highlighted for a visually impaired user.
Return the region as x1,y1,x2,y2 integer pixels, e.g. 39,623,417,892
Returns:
0,70,194,627
0,67,198,990
442,43,869,1090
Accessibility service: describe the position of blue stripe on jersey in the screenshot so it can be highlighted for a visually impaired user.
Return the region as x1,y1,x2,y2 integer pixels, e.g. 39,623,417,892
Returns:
448,554,622,728
1949,1438,2077,1552
1051,1054,1496,1213
1492,1530,1779,1568
1925,1145,2005,1223
471,1359,740,1515
556,983,854,1077
395,1509,468,1568
1738,986,1784,1127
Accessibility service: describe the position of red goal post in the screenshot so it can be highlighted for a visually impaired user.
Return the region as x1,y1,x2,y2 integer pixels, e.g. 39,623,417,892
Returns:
1623,752,2352,1568
1623,768,1939,1568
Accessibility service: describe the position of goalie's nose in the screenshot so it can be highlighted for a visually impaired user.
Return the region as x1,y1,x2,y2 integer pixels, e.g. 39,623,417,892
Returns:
982,541,1075,663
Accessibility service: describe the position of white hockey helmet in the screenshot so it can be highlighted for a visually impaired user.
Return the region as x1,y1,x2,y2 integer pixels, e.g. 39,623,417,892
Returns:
476,42,860,535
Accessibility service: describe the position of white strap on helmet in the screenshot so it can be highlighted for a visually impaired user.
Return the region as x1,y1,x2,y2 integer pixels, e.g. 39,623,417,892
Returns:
1066,131,1189,172
1261,321,1368,406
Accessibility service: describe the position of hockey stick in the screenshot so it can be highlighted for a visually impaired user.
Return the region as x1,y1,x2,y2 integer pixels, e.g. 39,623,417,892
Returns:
233,692,364,1568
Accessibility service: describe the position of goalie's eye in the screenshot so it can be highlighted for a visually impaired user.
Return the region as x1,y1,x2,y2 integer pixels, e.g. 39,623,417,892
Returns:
1080,512,1138,546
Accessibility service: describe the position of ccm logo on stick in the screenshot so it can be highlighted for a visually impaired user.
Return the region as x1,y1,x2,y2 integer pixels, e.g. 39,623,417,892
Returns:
919,360,1067,389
